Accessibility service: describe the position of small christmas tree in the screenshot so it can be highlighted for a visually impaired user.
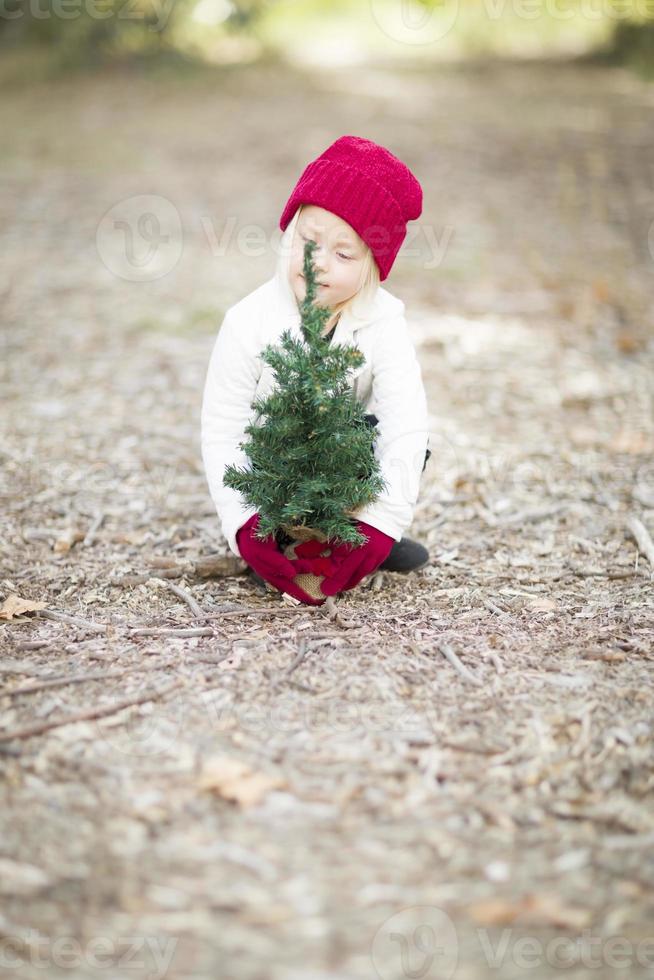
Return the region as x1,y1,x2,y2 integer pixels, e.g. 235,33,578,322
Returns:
224,239,386,562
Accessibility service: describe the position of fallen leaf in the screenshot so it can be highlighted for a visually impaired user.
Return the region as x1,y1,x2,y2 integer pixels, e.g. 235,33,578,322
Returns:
53,529,85,553
198,755,285,808
609,430,652,454
217,649,245,671
528,597,558,612
615,329,644,355
466,897,522,926
0,594,48,620
581,648,627,664
569,425,603,448
0,859,53,896
467,893,591,930
521,893,592,930
111,531,147,545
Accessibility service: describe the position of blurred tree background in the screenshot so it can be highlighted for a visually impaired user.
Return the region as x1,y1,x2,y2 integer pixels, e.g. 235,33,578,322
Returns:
1,0,653,79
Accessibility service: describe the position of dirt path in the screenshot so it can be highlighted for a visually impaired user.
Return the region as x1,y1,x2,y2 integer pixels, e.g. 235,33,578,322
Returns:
1,54,653,980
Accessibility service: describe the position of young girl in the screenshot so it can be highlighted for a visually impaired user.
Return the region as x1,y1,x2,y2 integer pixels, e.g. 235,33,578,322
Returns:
201,135,430,606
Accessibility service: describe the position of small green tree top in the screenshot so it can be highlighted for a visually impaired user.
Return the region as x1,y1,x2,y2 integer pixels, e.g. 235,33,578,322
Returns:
223,239,386,547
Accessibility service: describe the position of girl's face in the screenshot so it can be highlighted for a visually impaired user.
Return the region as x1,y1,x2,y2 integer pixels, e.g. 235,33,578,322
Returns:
289,205,368,310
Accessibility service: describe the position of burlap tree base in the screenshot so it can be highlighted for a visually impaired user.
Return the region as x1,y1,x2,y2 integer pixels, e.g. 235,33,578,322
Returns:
280,525,331,602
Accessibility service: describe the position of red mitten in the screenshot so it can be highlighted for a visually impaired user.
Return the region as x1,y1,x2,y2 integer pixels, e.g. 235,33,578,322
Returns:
236,513,327,605
259,568,327,606
293,538,336,577
293,539,329,559
319,521,395,596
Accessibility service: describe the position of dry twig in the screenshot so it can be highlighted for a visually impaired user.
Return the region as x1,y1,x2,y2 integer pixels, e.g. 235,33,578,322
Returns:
149,576,205,618
7,662,178,697
83,511,105,547
437,642,484,686
625,515,654,569
0,677,184,742
35,609,107,634
323,596,358,629
128,626,213,638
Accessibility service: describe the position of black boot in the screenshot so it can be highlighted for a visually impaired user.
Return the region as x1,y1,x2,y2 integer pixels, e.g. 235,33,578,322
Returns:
248,568,271,592
378,536,430,573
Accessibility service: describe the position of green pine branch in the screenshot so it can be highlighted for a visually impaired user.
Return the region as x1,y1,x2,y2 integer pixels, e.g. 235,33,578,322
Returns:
224,239,387,547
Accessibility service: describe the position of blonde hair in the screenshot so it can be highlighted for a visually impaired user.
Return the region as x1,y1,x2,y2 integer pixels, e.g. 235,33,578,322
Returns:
281,204,381,324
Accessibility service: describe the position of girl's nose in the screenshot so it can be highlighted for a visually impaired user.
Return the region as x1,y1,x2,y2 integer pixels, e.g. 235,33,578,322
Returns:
312,245,328,270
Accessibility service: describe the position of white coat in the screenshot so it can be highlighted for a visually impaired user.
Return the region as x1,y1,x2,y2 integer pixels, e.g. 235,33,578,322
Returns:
200,253,430,559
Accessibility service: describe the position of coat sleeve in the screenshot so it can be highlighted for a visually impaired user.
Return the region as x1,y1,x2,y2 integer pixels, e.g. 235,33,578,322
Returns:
200,309,260,558
351,311,429,542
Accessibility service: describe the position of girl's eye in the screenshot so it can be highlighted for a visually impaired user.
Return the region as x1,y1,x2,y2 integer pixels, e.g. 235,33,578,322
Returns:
299,235,352,260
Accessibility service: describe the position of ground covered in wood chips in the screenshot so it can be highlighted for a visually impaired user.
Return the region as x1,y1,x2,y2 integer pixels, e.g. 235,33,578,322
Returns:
1,52,654,980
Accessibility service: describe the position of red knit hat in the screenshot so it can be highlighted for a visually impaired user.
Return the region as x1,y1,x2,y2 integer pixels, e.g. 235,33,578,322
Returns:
279,135,422,281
